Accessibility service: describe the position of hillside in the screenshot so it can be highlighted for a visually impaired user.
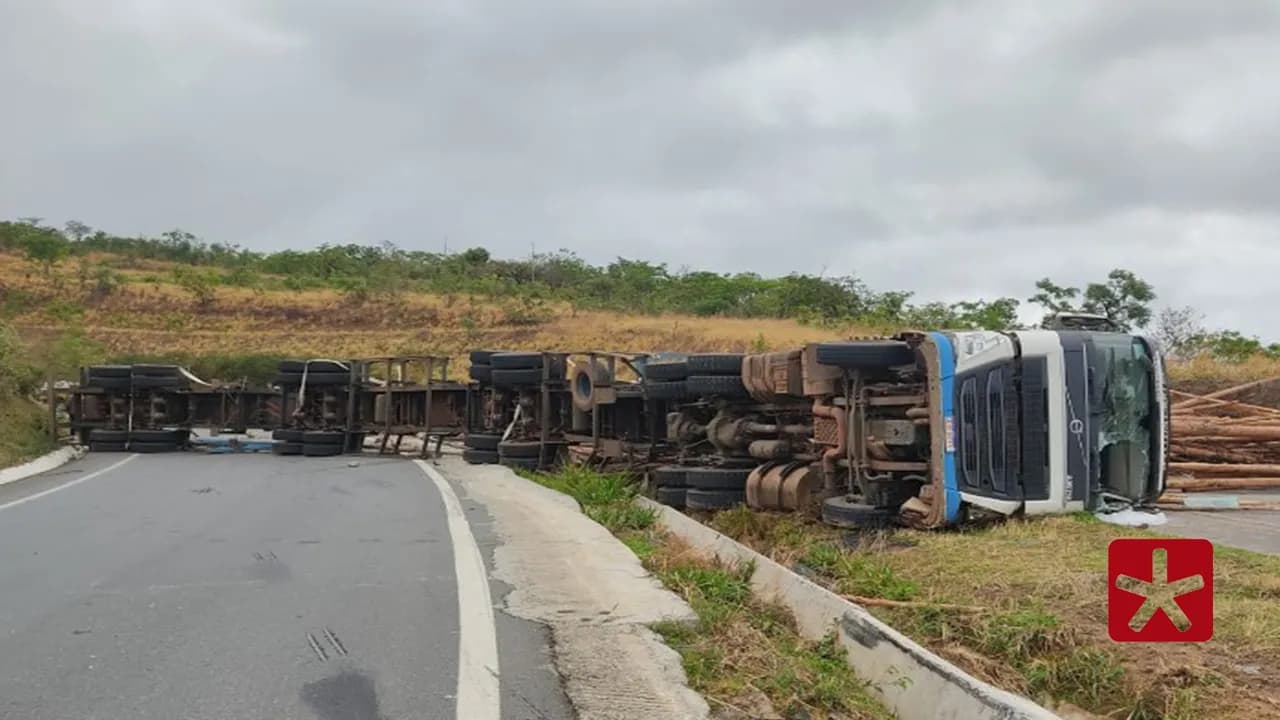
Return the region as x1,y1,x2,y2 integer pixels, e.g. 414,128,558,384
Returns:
0,248,1277,390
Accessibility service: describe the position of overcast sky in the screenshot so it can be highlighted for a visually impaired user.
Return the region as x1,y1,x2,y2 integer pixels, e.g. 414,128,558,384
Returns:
3,1,1279,336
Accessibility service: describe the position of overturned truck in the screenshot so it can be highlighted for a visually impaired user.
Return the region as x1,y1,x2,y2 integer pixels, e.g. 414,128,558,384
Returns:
465,329,1168,529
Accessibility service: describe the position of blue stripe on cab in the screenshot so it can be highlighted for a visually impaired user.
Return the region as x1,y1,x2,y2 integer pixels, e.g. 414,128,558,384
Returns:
928,332,962,523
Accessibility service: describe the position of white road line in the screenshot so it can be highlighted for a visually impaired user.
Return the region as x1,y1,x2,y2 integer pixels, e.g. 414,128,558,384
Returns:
0,454,138,513
415,459,501,720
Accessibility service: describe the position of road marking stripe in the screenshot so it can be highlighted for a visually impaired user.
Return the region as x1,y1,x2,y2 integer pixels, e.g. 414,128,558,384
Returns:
0,454,137,513
415,459,501,720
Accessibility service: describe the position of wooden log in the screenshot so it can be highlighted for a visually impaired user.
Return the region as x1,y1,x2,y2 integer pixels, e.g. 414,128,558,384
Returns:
1170,421,1280,440
1174,376,1280,411
1170,461,1280,476
1170,390,1280,418
1168,476,1280,490
1169,445,1267,464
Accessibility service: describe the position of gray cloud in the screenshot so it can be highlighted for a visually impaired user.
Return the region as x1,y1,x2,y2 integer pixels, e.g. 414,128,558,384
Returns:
3,0,1280,337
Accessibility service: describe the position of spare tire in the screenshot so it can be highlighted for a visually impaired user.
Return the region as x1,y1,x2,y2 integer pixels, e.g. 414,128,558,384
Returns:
815,341,915,370
686,375,750,399
687,354,744,375
643,361,689,381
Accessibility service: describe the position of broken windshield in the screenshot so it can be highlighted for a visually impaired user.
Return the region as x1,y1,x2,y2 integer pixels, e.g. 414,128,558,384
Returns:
1091,335,1155,500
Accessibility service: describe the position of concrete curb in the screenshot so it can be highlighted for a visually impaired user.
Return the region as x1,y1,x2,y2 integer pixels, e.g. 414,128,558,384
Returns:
641,498,1062,720
0,445,84,488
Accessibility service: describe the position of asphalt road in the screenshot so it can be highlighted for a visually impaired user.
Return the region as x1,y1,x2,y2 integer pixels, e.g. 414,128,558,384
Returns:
1161,492,1280,556
0,452,573,720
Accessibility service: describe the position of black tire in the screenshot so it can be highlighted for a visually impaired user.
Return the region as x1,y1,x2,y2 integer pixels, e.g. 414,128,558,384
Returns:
821,497,897,529
272,428,305,442
686,375,749,399
465,432,502,451
303,430,345,446
86,365,131,378
469,364,493,383
656,486,687,509
302,443,344,457
89,441,128,453
278,360,349,374
686,467,751,491
131,375,183,389
644,380,692,400
86,375,131,390
651,465,687,488
498,440,543,458
463,449,499,465
499,456,541,470
274,371,351,386
686,488,745,511
492,368,543,387
129,429,180,444
815,341,915,370
131,364,181,376
89,428,128,444
491,352,544,370
687,354,744,375
273,442,303,455
862,480,921,510
469,350,501,365
130,441,179,454
643,360,689,381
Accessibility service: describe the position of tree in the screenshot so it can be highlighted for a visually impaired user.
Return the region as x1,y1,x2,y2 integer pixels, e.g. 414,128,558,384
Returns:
1081,269,1155,330
64,220,92,243
1152,305,1205,359
1028,278,1080,315
21,228,70,276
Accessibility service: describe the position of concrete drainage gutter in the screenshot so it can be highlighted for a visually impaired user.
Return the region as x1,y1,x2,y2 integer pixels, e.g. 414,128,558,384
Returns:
0,445,84,488
640,498,1062,720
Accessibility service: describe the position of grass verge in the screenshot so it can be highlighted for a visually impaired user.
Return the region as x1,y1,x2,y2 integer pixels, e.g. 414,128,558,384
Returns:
708,507,1280,720
0,393,54,468
520,466,893,720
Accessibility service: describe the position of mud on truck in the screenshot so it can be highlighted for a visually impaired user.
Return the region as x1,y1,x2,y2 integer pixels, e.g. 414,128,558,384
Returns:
465,329,1169,529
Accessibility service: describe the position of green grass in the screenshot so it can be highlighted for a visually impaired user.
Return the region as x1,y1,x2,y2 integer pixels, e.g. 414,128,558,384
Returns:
705,508,1280,719
0,394,54,467
528,466,893,719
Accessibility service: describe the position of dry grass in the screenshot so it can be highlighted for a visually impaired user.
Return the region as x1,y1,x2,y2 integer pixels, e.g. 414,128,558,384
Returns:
708,508,1280,719
0,252,869,379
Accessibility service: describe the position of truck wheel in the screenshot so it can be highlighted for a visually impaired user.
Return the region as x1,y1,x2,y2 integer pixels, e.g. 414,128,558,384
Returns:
491,368,543,387
685,488,745,511
655,486,687,508
89,441,128,453
302,431,345,446
302,443,343,457
272,428,305,443
469,350,501,365
497,440,542,458
815,341,915,370
130,440,179,454
644,380,691,400
687,354,744,375
463,449,499,465
686,375,749,399
86,365,132,378
491,352,544,370
85,375,131,390
643,360,689,381
821,496,897,529
469,364,493,383
89,429,128,444
686,467,751,490
131,375,182,389
273,442,303,456
651,466,687,488
465,432,502,451
129,429,180,444
499,456,541,471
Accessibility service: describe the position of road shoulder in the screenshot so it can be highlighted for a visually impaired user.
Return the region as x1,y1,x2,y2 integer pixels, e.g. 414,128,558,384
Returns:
433,456,709,720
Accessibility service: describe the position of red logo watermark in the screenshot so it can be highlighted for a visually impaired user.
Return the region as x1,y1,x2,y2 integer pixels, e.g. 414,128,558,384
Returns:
1108,538,1213,642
